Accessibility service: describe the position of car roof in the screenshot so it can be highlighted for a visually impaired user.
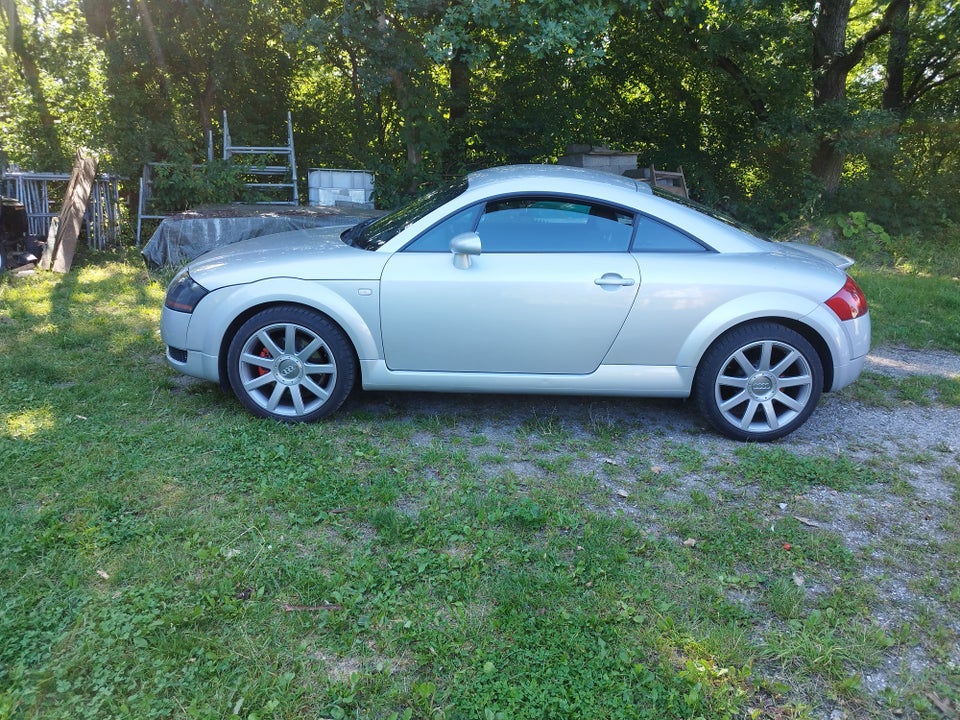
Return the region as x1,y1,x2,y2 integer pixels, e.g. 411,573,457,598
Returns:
378,163,770,255
466,164,652,197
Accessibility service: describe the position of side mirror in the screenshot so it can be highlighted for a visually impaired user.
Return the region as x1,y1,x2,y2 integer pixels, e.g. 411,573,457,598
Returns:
450,232,481,269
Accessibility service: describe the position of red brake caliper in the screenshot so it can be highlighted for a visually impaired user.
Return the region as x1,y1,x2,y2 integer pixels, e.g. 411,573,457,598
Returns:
257,346,271,376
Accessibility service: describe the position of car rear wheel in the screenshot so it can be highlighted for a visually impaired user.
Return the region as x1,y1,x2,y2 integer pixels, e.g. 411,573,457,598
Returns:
226,306,356,422
695,323,823,441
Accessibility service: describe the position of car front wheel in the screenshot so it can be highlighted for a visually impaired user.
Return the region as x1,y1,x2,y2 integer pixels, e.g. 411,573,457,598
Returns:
695,323,823,441
226,306,356,422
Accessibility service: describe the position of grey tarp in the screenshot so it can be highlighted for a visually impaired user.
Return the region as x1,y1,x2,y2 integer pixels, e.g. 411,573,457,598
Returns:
141,207,367,267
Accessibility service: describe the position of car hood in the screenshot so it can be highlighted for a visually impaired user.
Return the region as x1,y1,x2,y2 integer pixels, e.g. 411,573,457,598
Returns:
187,225,390,289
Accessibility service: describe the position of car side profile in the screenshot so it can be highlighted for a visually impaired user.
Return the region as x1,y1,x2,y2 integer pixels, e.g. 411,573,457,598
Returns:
160,164,870,441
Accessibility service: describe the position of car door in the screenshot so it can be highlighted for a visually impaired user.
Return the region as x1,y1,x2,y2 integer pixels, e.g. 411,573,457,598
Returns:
379,196,641,374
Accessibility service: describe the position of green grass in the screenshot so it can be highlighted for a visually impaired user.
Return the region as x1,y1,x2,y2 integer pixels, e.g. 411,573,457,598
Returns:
841,371,960,408
853,269,960,352
1,246,959,719
794,216,960,352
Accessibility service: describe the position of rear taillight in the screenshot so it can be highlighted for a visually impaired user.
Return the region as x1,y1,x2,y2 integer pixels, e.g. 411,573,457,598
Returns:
826,275,868,321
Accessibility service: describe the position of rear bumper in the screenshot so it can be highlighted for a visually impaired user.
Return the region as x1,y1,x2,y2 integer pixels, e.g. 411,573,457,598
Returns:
829,312,871,392
830,352,868,392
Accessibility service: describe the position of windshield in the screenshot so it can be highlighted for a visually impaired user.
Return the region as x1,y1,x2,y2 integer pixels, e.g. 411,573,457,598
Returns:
344,177,469,250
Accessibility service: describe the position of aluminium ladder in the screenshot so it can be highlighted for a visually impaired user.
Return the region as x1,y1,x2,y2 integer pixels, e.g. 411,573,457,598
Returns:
222,111,298,204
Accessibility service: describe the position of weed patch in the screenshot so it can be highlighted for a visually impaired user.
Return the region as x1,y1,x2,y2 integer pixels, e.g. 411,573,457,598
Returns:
732,446,883,492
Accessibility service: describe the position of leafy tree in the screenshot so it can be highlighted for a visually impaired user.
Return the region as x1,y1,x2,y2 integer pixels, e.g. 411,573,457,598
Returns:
0,0,107,169
601,0,959,217
836,0,960,228
809,0,911,194
2,0,958,230
600,1,816,223
288,0,623,198
84,0,297,175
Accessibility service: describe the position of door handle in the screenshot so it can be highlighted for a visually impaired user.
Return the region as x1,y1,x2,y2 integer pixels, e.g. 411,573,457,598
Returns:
594,273,636,287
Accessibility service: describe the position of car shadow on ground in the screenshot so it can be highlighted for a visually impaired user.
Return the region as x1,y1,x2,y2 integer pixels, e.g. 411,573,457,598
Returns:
342,388,704,436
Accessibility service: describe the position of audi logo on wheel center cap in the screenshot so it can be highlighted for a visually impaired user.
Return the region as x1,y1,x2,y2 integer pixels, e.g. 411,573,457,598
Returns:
748,373,776,399
276,357,303,384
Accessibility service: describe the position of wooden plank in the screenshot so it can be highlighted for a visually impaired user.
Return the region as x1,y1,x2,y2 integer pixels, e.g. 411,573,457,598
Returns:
42,150,98,273
39,216,58,269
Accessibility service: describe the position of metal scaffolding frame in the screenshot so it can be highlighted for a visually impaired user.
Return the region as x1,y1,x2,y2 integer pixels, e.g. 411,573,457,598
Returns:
1,170,122,249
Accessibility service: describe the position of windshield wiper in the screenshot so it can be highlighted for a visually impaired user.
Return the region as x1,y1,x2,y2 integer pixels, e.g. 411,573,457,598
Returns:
341,218,375,247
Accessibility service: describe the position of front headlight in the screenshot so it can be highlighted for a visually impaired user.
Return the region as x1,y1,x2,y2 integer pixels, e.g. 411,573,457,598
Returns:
164,269,209,314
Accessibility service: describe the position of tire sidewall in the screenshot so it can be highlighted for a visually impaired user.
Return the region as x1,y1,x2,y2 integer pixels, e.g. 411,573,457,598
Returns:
226,306,356,422
694,323,823,442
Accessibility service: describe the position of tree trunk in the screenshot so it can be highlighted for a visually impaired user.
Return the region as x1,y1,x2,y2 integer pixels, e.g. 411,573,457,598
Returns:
390,68,422,188
812,0,853,107
882,0,910,115
445,49,471,170
810,140,845,195
347,49,365,140
198,72,216,150
2,0,64,164
81,0,113,40
809,0,908,195
810,0,852,195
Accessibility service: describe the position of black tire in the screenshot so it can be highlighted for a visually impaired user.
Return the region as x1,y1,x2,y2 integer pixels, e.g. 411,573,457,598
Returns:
694,322,823,441
226,306,356,422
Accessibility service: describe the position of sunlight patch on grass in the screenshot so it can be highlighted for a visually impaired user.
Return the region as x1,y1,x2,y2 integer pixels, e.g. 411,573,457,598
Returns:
31,321,58,336
3,406,56,438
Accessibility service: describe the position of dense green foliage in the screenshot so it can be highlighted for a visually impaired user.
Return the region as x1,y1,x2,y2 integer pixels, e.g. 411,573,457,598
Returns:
149,161,255,211
1,0,959,228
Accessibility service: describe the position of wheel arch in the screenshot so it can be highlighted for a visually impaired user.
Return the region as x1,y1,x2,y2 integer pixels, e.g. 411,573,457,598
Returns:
770,318,835,392
216,300,363,391
692,319,826,441
181,278,379,388
691,317,835,393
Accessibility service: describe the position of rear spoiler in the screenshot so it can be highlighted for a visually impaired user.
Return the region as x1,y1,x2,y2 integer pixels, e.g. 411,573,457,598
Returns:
781,241,855,270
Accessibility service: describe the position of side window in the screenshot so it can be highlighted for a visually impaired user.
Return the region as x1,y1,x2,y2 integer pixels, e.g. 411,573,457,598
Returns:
632,215,707,252
404,204,484,252
477,197,634,252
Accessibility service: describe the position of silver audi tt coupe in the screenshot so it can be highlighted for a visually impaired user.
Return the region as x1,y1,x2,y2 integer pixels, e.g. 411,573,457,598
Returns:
160,164,870,441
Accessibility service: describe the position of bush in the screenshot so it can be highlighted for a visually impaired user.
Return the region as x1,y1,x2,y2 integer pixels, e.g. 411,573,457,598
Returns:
150,160,250,211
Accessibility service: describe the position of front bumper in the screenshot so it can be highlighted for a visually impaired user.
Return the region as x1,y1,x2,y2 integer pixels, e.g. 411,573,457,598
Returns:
160,304,221,382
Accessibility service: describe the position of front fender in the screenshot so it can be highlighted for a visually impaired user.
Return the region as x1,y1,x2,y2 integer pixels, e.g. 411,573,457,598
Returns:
186,277,382,364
